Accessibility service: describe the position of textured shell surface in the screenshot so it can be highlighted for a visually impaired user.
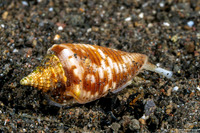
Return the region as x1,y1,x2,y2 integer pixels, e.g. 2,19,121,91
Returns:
20,43,172,106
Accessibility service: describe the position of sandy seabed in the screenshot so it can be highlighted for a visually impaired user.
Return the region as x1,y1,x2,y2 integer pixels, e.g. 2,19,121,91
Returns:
0,0,199,132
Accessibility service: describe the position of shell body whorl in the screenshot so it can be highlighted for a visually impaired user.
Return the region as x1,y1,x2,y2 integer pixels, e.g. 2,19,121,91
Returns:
20,43,170,106
49,44,147,104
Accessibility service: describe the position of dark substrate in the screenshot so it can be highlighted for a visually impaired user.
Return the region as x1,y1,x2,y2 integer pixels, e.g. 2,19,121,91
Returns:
0,0,199,132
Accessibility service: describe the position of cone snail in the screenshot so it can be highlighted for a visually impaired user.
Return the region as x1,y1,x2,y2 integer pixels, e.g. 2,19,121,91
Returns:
20,43,173,106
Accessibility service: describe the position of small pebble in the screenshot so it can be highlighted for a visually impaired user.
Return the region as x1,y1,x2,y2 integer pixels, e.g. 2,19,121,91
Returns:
87,28,92,33
144,99,156,116
148,23,153,28
139,117,147,125
13,49,19,53
163,22,170,27
32,39,37,47
197,33,200,39
125,17,131,22
139,13,144,18
54,34,61,40
1,24,5,28
196,86,200,91
166,103,173,114
58,26,63,31
159,2,165,7
110,122,121,132
187,21,194,27
120,6,125,10
171,35,178,42
39,22,44,27
141,115,149,120
156,63,161,67
49,7,53,12
22,1,28,6
2,11,8,20
129,119,140,130
185,41,195,53
172,86,179,92
167,87,172,96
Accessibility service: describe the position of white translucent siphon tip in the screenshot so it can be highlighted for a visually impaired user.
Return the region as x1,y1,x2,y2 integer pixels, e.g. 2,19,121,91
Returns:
143,62,173,79
154,67,173,79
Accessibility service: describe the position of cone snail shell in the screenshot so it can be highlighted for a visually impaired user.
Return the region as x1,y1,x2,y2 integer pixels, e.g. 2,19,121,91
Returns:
20,43,173,106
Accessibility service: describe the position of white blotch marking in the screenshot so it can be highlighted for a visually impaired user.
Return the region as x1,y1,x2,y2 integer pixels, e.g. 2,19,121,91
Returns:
98,67,104,79
112,82,116,90
113,62,119,74
61,49,74,58
118,63,123,74
74,84,80,95
94,91,99,98
88,45,95,50
86,74,96,83
125,55,132,65
103,84,109,93
86,74,89,80
92,63,97,69
69,57,77,65
123,55,134,75
131,54,141,62
91,74,96,83
81,49,86,53
98,49,106,59
122,56,128,63
86,91,91,99
82,44,89,48
122,64,127,72
101,59,106,69
107,57,113,69
107,67,112,81
92,64,98,73
82,90,86,99
73,68,79,77
90,94,94,100
60,49,83,80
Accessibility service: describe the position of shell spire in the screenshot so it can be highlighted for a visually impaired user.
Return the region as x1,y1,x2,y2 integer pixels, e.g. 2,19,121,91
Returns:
20,55,67,93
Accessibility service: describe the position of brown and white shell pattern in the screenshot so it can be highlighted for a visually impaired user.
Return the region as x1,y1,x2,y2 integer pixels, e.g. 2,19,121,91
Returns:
20,43,172,106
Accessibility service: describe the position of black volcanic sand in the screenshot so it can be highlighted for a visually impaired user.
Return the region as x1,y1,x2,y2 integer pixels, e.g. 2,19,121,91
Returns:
0,0,199,132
